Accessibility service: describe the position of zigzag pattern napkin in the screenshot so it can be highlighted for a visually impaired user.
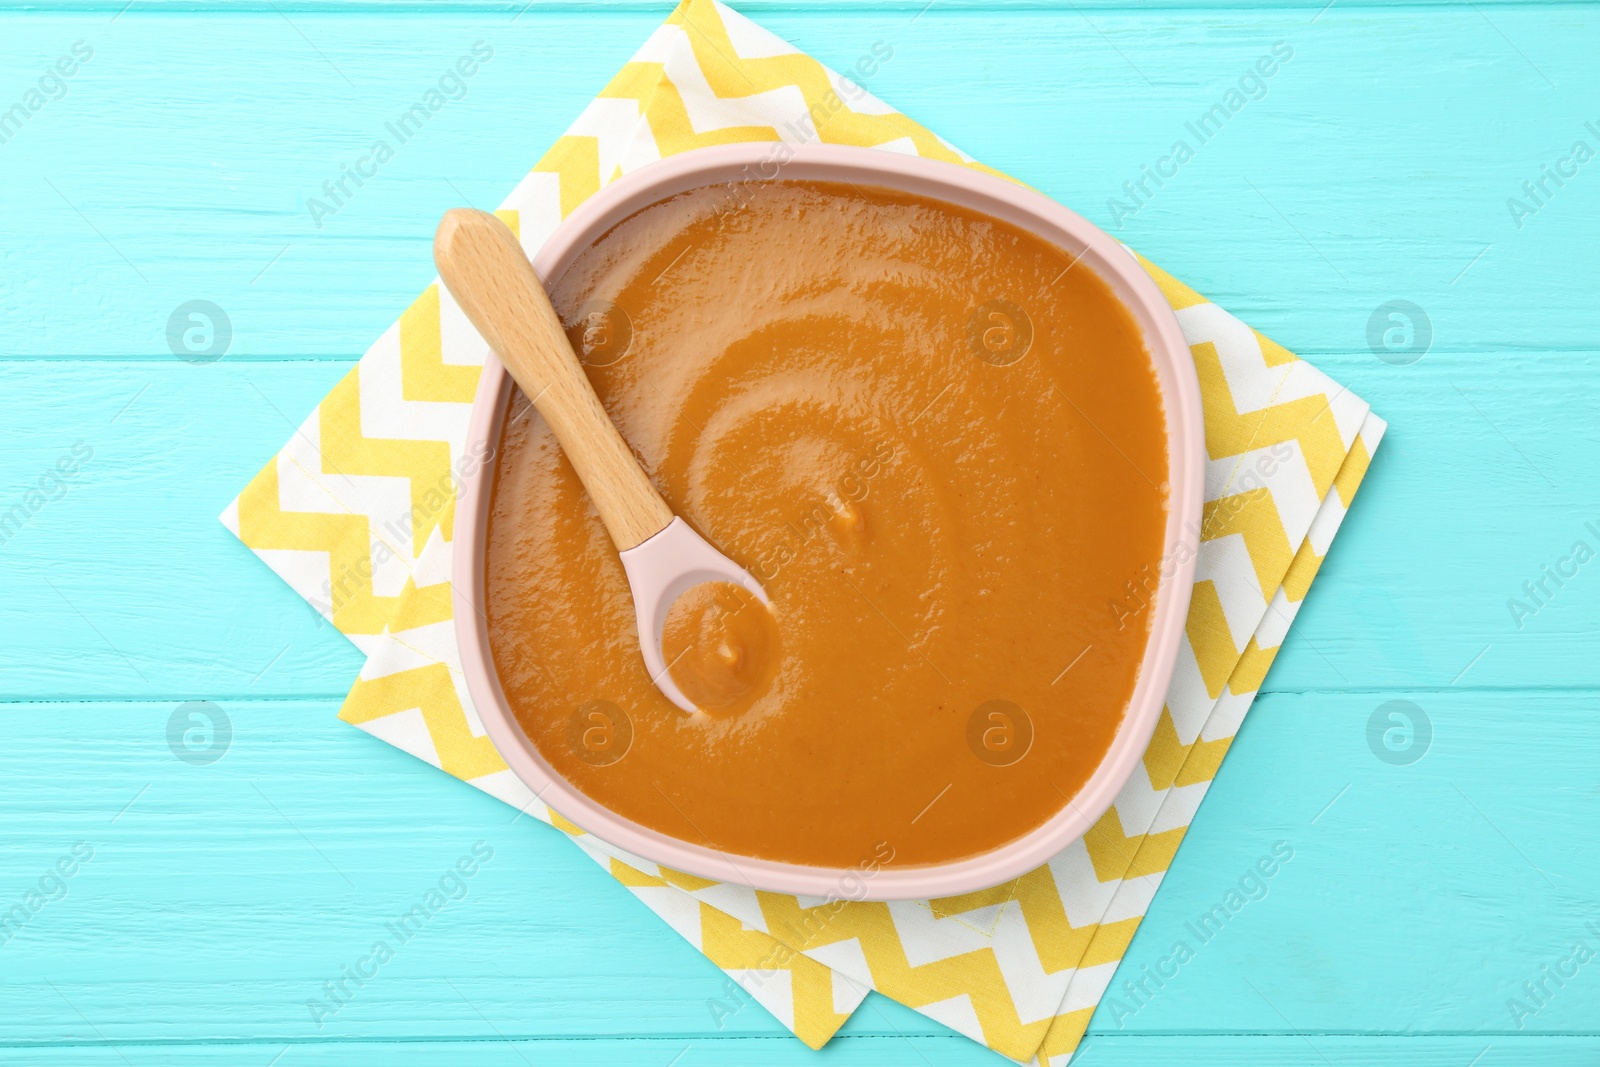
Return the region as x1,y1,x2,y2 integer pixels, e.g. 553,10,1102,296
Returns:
222,2,1383,1061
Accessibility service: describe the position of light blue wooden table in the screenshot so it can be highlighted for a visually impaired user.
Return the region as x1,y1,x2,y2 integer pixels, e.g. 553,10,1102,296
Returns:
2,0,1596,1062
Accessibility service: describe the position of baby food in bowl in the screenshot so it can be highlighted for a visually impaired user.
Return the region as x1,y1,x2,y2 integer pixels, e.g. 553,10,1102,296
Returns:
456,146,1202,899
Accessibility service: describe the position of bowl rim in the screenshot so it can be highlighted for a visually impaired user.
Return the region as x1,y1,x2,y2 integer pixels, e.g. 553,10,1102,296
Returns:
452,143,1204,900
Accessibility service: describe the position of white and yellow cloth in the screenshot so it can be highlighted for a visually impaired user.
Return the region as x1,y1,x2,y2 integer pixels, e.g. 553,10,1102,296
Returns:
222,2,1383,1061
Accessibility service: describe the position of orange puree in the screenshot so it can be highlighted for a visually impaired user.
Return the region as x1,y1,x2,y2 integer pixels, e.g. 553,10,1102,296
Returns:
660,581,779,713
485,180,1168,869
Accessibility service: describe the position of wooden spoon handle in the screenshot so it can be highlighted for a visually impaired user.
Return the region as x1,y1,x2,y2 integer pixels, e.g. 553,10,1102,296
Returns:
434,208,673,551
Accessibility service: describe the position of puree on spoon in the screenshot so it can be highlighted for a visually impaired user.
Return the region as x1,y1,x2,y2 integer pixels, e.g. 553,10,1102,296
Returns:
660,580,779,713
484,180,1168,869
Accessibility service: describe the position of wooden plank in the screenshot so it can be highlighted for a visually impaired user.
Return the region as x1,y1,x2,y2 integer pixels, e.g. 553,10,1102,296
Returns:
0,690,1592,1045
1,0,1579,12
0,11,657,361
0,351,1592,697
0,361,365,699
0,7,1594,358
9,1035,1600,1066
0,1036,1004,1066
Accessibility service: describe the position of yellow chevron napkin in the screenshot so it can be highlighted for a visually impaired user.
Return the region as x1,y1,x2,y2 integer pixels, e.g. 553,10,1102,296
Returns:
222,1,1383,1061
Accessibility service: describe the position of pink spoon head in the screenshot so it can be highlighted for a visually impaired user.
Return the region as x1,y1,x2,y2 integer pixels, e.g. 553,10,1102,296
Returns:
616,517,770,713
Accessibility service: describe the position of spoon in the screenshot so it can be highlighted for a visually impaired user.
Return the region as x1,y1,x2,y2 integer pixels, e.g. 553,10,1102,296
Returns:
434,209,768,714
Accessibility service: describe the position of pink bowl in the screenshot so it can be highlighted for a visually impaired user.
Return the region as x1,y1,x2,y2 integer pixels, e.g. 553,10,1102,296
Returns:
453,144,1203,900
